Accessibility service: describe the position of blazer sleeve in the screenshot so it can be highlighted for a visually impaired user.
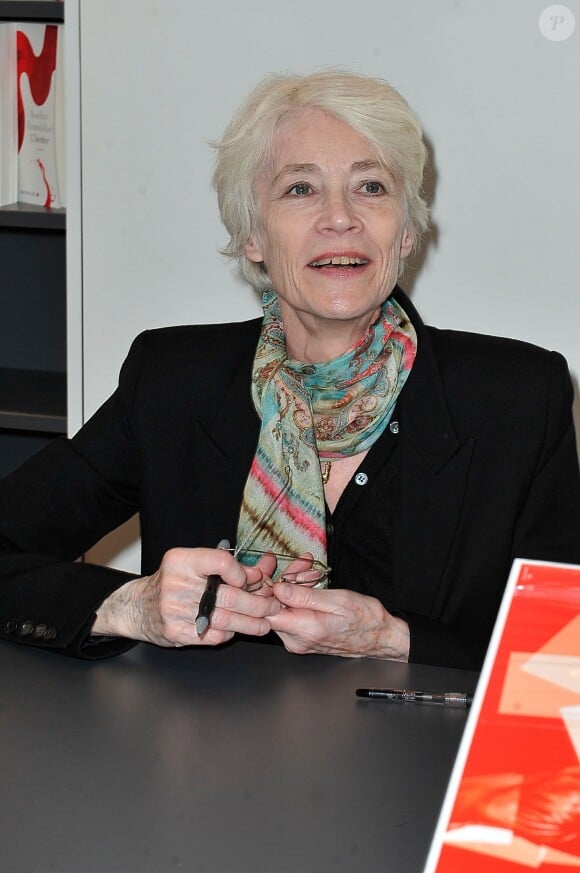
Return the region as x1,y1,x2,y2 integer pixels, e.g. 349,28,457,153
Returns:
0,334,150,659
511,350,580,563
405,612,487,670
405,350,580,670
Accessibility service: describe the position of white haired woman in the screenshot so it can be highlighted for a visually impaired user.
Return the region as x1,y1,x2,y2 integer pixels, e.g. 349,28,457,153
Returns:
1,71,579,668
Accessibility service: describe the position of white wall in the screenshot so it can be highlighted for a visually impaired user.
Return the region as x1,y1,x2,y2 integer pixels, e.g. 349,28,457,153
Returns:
71,0,580,570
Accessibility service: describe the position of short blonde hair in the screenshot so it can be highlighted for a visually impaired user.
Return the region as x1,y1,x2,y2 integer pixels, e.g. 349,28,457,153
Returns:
212,70,429,290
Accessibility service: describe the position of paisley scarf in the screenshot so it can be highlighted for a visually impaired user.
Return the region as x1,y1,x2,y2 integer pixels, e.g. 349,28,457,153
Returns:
236,289,417,573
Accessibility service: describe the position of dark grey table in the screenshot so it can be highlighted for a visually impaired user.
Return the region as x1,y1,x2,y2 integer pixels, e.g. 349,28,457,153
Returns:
0,639,478,873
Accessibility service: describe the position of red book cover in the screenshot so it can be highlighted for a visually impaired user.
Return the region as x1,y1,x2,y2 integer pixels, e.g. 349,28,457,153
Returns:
425,560,580,872
17,22,65,208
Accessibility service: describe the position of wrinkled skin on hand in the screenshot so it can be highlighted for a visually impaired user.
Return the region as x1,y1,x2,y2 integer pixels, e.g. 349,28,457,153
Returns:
265,558,410,661
92,547,281,646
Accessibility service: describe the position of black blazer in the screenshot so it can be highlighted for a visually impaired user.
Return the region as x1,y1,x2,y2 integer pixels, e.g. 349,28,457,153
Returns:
1,289,579,667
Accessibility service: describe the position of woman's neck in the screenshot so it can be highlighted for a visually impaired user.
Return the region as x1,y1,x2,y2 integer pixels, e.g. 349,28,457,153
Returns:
280,304,381,363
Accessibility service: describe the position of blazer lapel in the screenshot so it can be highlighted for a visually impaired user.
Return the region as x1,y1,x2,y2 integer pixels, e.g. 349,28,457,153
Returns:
192,338,260,544
392,293,474,615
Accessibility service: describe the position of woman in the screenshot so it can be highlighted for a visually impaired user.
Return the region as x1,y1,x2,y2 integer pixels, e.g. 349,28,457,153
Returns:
1,71,579,668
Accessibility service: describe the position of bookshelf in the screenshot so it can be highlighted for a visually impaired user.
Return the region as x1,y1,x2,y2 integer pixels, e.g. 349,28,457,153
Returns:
0,0,65,478
0,2,63,23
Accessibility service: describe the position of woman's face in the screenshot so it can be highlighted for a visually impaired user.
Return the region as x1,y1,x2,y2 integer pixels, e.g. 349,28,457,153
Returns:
244,107,413,335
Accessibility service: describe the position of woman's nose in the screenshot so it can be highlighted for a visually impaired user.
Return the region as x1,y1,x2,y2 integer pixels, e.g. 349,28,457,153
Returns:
315,191,362,234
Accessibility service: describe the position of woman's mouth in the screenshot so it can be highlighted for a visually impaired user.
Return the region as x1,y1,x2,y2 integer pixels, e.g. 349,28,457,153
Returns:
308,256,369,268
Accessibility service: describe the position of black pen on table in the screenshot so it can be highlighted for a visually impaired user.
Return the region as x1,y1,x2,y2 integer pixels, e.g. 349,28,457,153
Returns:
195,539,230,635
356,688,473,707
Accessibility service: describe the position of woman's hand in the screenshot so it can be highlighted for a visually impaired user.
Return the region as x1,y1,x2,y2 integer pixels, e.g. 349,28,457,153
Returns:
92,547,280,647
267,582,410,660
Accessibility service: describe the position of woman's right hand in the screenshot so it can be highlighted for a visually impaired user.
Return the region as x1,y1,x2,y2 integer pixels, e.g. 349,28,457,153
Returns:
91,547,281,647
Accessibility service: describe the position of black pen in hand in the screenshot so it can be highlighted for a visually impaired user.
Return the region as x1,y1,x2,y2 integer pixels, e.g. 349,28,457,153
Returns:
195,539,230,635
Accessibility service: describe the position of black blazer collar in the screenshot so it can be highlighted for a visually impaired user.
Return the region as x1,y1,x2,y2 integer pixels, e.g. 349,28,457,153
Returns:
200,318,261,463
393,287,463,472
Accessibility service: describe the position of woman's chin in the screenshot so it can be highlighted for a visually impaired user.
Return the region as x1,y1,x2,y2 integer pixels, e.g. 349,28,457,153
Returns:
309,294,383,324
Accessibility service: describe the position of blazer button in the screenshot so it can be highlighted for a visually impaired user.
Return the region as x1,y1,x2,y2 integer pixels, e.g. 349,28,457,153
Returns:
33,624,48,639
4,620,18,634
19,620,34,636
44,627,57,640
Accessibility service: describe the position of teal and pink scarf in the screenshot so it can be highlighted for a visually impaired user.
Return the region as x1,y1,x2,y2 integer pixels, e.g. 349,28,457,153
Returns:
236,289,417,573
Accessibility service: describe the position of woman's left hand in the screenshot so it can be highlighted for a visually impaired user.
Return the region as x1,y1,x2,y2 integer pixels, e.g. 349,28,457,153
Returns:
267,582,410,660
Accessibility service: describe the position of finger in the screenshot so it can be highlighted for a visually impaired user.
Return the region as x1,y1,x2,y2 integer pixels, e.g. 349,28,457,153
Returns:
271,581,333,611
282,554,314,575
279,569,323,586
279,554,323,586
207,582,281,636
216,582,281,619
163,546,249,590
243,564,275,594
266,603,328,652
251,577,277,597
159,576,279,636
246,553,276,592
166,593,278,643
206,606,273,637
254,552,277,578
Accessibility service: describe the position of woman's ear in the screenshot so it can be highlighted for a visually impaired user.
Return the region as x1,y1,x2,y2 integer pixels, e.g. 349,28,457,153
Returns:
244,235,264,264
399,225,414,259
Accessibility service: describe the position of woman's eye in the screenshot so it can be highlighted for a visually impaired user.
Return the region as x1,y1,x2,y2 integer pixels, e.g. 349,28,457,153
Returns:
361,180,385,195
288,182,312,196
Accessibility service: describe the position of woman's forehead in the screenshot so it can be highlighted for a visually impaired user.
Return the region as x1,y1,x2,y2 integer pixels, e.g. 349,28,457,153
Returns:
264,107,387,176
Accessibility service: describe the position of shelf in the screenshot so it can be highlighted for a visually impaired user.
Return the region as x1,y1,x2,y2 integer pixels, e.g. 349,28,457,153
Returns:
0,203,65,230
0,367,66,433
0,1,64,22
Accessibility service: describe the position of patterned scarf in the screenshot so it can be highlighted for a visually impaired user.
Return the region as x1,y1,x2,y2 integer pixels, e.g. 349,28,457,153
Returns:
236,289,417,573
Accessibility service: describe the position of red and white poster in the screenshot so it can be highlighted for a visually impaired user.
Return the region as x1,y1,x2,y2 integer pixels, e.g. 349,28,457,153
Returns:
425,559,580,872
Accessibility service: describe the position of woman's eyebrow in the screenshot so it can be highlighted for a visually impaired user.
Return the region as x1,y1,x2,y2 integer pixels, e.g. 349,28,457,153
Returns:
352,159,396,180
271,159,395,187
272,163,319,183
351,160,383,172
